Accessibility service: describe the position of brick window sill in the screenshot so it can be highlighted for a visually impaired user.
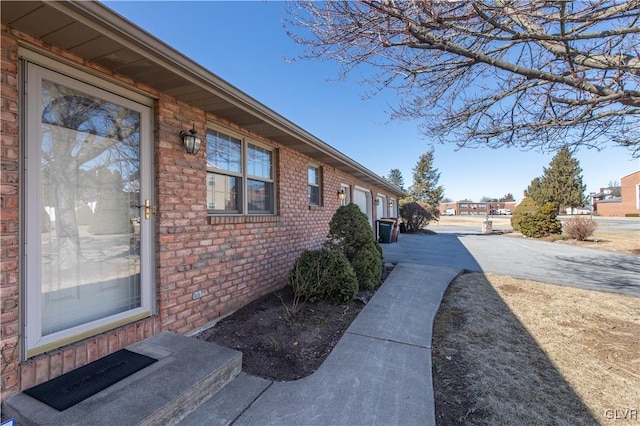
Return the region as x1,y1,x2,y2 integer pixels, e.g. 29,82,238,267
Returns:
208,215,280,225
308,205,323,211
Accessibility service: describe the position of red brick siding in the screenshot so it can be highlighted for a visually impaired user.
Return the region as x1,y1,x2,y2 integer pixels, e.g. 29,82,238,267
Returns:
0,25,398,401
1,26,20,402
596,171,640,216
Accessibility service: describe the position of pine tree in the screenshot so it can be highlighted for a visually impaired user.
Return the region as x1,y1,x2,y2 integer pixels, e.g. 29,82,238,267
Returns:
385,168,405,191
527,177,542,202
408,150,444,217
534,147,587,213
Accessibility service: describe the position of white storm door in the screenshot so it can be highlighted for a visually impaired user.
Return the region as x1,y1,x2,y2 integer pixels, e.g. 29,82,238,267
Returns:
376,194,387,219
24,62,155,356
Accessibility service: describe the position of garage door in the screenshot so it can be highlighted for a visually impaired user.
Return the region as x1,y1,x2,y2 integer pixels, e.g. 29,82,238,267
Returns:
353,187,372,225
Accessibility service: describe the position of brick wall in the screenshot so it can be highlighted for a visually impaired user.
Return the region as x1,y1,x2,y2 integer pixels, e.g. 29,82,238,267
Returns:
1,26,21,403
0,25,396,400
596,171,640,216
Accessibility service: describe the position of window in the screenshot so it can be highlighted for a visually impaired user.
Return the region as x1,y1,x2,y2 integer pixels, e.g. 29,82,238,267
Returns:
206,128,275,214
308,165,321,205
247,144,274,214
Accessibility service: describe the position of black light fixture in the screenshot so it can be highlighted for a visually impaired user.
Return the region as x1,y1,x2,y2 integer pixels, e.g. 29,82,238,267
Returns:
338,189,346,201
389,200,393,208
375,198,380,206
180,124,202,155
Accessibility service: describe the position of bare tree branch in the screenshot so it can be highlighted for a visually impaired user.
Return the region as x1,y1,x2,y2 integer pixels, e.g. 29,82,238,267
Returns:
285,0,640,156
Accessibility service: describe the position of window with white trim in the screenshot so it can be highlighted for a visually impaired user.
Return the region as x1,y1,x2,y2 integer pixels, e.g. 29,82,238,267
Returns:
206,128,275,214
308,165,321,206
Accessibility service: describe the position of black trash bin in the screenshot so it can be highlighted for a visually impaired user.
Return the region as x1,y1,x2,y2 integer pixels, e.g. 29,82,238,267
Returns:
377,220,393,244
382,217,399,242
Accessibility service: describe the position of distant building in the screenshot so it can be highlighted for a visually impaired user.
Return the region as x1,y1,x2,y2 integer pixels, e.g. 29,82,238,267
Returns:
592,170,640,216
439,200,517,216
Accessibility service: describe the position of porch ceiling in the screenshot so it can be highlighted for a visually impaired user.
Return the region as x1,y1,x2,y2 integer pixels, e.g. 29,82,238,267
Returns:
1,1,403,197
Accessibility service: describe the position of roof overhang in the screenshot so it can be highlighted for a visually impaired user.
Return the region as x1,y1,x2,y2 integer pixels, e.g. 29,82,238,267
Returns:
1,0,404,197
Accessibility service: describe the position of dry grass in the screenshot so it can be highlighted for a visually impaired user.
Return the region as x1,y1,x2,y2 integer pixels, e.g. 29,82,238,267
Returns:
433,272,640,425
433,215,639,424
557,228,640,255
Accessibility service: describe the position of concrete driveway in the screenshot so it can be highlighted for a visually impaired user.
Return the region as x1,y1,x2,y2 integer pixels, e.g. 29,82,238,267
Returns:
383,231,640,297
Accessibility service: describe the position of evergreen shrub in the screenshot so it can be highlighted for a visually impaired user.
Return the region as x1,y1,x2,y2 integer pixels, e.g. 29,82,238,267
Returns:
325,204,382,290
288,249,358,305
511,197,539,232
519,203,562,238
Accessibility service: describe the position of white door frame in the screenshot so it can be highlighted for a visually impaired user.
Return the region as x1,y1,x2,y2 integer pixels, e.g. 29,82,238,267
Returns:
22,56,155,357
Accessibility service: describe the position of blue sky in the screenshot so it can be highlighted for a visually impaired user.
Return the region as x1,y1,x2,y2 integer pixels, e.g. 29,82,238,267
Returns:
104,1,639,202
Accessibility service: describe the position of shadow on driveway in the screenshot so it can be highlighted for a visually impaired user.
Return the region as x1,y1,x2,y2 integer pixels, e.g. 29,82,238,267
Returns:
452,232,640,297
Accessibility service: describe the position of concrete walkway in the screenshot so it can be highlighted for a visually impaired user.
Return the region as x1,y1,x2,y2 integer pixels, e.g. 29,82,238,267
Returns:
181,263,461,425
10,229,636,424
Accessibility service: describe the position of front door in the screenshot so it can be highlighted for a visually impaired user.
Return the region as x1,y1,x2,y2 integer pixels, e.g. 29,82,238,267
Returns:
376,194,387,220
24,62,154,357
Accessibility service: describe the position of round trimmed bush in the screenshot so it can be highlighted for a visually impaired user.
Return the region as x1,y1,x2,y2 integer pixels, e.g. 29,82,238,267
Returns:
511,197,539,232
350,241,382,290
325,204,383,291
519,203,562,238
288,248,358,304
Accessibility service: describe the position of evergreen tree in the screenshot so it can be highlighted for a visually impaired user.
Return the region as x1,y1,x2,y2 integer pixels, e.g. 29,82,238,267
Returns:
500,193,515,202
534,147,587,213
385,168,405,191
527,177,543,204
408,150,444,218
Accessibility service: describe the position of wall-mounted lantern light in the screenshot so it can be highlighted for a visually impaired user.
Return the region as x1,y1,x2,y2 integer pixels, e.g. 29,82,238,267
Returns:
375,198,380,206
180,124,202,155
337,189,346,201
389,200,393,208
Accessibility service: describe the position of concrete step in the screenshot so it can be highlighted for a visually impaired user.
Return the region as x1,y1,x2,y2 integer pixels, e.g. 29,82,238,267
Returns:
3,331,242,425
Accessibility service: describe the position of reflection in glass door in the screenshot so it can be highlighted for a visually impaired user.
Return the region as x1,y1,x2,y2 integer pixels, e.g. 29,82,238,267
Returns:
25,62,153,355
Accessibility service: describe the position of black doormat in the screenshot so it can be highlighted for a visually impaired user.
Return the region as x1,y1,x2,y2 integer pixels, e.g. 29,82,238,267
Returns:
24,349,157,411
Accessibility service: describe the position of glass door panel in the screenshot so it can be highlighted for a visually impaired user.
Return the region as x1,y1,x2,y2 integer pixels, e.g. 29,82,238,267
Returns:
39,79,142,335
